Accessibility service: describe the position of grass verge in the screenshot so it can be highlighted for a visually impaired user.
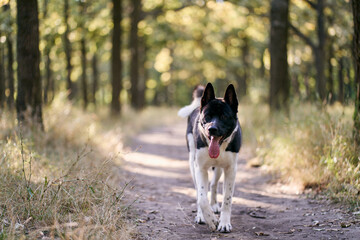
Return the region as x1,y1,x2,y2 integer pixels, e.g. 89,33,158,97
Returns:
239,102,360,208
0,94,180,239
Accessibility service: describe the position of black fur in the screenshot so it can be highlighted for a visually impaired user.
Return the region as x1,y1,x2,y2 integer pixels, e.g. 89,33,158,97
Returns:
186,83,242,153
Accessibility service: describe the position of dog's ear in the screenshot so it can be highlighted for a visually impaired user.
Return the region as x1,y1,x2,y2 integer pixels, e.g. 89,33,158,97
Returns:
201,83,215,110
224,84,238,113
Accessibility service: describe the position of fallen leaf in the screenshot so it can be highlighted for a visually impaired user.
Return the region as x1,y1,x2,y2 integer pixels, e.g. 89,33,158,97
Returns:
248,211,266,219
279,229,296,234
340,222,351,228
255,232,270,236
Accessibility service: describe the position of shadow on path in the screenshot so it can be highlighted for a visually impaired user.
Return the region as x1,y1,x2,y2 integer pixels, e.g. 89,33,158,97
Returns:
121,122,360,240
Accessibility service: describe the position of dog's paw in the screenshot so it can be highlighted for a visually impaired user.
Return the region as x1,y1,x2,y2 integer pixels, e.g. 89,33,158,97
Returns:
211,203,221,214
195,216,206,225
217,222,232,233
204,212,219,232
207,217,218,232
195,212,205,225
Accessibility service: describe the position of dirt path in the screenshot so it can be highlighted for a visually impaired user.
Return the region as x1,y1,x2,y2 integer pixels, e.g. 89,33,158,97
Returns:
122,122,360,240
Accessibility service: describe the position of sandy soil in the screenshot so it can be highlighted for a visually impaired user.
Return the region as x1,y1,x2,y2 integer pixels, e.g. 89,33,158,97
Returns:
121,122,360,240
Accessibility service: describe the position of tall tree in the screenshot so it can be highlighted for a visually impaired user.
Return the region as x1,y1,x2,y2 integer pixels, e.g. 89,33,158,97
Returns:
16,0,43,126
269,0,290,111
111,0,122,115
79,1,88,110
0,40,4,108
43,0,54,104
6,35,14,108
129,0,145,110
238,36,249,98
1,4,15,108
290,0,326,102
338,57,344,103
63,0,74,99
352,0,360,145
92,53,98,107
327,42,334,103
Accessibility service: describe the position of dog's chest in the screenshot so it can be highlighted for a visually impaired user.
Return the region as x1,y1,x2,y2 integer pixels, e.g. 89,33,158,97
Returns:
196,146,237,169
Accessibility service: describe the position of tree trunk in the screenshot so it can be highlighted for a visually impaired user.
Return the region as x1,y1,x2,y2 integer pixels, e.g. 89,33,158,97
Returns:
63,0,74,99
315,0,326,101
43,0,53,105
111,0,122,115
129,0,143,110
43,46,52,104
239,36,249,98
80,38,88,110
137,34,146,108
6,36,14,108
16,0,43,126
92,53,98,107
0,42,5,108
269,0,290,111
338,57,344,104
327,42,334,104
352,0,360,145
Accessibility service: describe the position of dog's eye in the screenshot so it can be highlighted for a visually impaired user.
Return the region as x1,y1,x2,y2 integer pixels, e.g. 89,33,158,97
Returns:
204,115,212,122
221,115,228,120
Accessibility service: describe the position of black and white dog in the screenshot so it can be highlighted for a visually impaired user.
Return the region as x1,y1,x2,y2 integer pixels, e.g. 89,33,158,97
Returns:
178,83,242,233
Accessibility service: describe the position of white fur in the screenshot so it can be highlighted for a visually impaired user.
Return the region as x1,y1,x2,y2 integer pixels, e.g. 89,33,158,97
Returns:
188,127,238,232
178,98,201,118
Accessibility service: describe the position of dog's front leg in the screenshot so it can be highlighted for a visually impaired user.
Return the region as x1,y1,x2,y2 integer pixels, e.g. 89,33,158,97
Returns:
218,161,237,233
194,163,218,231
210,167,222,214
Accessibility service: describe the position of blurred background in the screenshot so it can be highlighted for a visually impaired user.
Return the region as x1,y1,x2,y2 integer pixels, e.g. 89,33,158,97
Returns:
0,0,355,111
0,1,359,238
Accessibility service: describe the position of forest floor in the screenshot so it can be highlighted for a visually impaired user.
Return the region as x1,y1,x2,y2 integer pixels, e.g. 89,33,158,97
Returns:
121,121,360,240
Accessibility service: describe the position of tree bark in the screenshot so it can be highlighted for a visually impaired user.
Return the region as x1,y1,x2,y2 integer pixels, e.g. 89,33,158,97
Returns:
269,0,290,111
63,0,74,99
16,0,43,126
129,0,143,110
111,0,122,115
43,46,53,104
43,0,53,104
80,38,88,110
0,42,5,108
239,36,249,98
92,53,98,107
6,36,14,108
352,0,360,145
315,0,326,101
338,57,344,104
327,41,334,104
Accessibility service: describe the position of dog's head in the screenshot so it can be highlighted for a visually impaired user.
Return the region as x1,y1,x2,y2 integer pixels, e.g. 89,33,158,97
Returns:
199,83,238,158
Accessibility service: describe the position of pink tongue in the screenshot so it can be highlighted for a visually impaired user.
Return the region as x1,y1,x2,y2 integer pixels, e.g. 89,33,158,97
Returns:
209,136,220,158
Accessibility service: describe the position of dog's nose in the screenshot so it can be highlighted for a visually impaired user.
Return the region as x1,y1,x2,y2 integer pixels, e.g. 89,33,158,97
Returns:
208,126,218,135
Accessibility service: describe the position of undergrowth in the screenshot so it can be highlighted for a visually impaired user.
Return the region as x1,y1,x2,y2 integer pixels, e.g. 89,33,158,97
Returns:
240,102,360,207
0,93,179,239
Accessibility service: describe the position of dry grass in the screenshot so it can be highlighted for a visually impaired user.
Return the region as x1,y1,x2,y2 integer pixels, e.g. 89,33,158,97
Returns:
0,93,180,239
240,102,360,206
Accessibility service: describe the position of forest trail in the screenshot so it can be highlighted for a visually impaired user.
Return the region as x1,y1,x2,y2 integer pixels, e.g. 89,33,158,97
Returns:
121,121,360,240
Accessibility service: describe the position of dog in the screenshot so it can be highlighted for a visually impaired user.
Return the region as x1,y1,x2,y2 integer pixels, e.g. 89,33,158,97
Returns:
178,83,241,233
